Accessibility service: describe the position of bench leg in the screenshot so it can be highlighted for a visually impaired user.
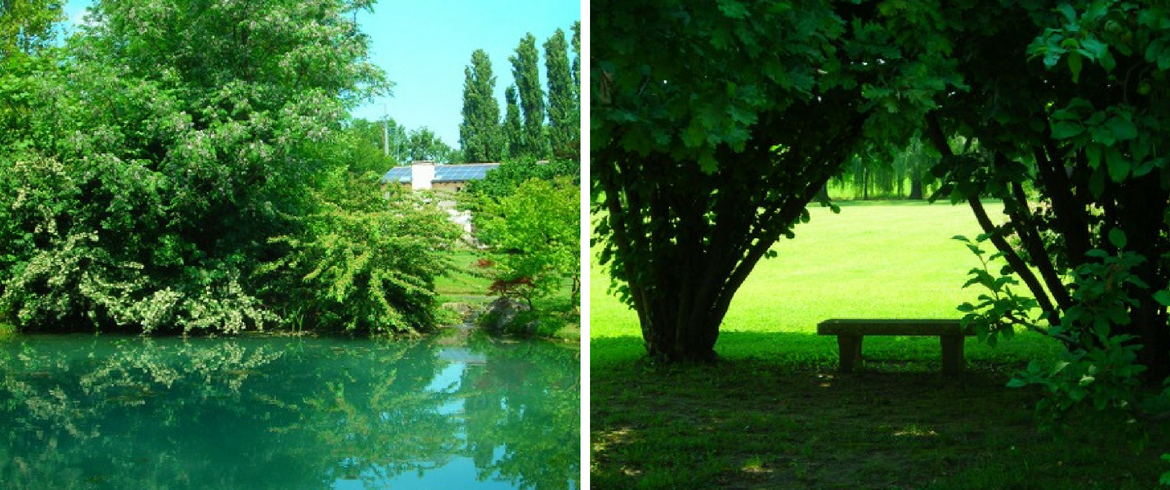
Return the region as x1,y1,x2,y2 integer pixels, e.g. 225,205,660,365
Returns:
940,335,965,375
837,335,863,373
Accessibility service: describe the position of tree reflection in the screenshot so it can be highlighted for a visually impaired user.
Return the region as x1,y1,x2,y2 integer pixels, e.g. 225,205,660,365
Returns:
0,334,579,489
460,336,581,490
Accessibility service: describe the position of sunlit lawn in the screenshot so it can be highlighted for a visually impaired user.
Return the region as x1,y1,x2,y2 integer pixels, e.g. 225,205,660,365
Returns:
591,200,1168,489
435,249,492,304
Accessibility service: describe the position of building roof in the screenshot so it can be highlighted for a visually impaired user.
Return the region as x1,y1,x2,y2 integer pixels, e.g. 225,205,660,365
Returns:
382,163,501,184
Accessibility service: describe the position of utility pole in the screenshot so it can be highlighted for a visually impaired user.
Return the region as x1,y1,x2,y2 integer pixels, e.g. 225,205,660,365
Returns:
382,105,390,158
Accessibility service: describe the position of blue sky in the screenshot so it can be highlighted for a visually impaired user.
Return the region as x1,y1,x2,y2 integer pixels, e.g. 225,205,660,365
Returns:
62,0,581,148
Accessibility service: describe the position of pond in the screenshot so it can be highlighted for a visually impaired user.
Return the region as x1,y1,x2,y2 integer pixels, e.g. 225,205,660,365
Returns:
0,330,579,489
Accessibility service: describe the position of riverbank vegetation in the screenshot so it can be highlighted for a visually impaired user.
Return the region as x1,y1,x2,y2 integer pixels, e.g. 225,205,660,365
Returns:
0,1,580,340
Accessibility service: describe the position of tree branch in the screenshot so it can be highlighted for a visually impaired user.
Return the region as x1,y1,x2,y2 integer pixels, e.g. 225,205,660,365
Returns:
925,113,1057,318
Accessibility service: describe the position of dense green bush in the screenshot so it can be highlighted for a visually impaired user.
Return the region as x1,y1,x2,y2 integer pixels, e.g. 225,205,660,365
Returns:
258,168,461,334
0,0,457,335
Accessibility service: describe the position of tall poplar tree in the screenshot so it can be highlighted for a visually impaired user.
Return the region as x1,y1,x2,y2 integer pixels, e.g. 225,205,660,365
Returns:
543,28,577,161
503,85,524,160
571,21,580,103
510,33,547,159
459,49,503,163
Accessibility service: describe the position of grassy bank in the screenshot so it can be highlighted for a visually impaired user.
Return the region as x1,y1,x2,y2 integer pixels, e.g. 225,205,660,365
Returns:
591,201,1168,488
435,250,494,305
440,249,579,341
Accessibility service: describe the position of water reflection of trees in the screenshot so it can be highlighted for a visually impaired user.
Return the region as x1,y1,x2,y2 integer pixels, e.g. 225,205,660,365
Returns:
0,334,579,489
460,336,581,490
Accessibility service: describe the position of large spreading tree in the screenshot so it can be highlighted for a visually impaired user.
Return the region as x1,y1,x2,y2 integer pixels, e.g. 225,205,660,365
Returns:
915,2,1170,412
595,0,1170,442
592,0,956,362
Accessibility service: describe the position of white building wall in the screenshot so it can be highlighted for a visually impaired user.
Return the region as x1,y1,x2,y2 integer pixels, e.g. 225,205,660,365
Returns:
410,161,435,190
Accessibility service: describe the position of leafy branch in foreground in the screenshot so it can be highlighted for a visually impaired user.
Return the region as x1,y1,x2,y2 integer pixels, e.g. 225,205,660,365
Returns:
959,233,1170,439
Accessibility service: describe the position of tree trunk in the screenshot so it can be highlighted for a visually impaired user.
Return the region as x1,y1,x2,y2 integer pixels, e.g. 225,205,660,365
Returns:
862,168,869,200
594,96,867,365
908,177,923,200
1114,173,1170,384
642,304,721,363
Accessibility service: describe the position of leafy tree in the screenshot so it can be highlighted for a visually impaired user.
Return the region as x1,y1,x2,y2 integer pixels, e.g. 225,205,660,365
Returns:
834,136,937,200
593,0,958,362
344,117,409,168
544,28,578,161
571,21,580,98
510,33,548,159
406,127,455,163
503,85,524,159
477,177,579,311
918,1,1170,424
898,136,936,200
459,49,504,163
0,0,469,335
0,0,60,145
336,117,397,174
259,168,461,334
0,0,63,59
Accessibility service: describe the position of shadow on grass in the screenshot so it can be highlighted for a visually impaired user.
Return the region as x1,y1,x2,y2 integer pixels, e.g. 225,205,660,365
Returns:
592,331,1166,490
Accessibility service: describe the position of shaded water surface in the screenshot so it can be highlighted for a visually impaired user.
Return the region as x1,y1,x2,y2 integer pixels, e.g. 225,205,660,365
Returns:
0,332,579,489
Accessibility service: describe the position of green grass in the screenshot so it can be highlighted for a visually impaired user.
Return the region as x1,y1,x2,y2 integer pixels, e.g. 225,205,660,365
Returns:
435,250,493,305
590,200,1169,489
439,249,580,341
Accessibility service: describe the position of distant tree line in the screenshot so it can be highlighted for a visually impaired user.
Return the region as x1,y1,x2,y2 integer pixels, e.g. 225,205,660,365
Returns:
459,22,581,164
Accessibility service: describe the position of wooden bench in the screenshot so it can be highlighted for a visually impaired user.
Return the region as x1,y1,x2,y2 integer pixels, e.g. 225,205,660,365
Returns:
816,319,974,375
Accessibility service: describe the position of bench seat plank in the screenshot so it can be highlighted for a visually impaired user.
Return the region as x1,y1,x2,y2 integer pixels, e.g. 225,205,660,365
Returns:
816,319,972,374
816,319,971,337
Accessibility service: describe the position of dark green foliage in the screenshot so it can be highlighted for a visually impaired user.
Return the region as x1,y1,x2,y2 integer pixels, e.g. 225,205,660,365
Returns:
544,28,578,161
503,85,524,159
593,0,957,362
915,3,1170,448
838,136,938,200
459,49,504,163
510,33,548,159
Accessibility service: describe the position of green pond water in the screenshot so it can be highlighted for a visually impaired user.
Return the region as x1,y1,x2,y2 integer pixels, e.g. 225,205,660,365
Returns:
0,331,579,489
